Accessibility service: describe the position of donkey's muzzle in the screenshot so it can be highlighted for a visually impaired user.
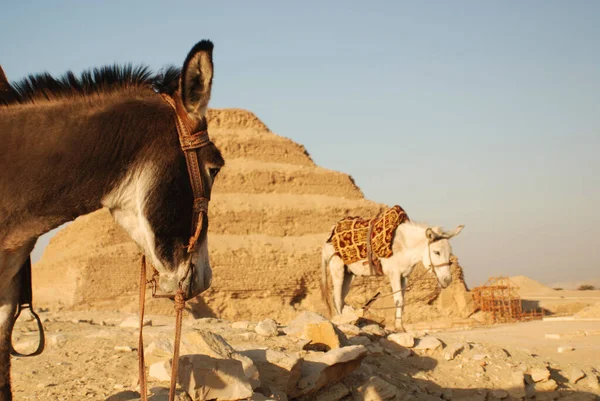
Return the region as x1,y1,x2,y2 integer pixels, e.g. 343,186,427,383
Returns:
185,263,212,300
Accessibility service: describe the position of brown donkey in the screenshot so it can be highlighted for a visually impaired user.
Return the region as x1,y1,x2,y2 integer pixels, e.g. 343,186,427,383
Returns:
0,40,224,400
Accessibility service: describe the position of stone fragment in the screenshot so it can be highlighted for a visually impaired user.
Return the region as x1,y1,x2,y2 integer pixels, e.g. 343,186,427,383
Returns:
303,321,341,351
294,345,368,397
359,324,387,337
255,319,279,337
530,367,551,383
282,312,340,351
443,342,465,361
240,348,303,395
147,330,260,389
557,345,574,353
177,354,253,401
119,315,152,329
387,332,415,348
347,336,371,346
336,324,360,336
414,336,443,351
367,343,384,355
149,360,171,382
565,366,585,383
545,333,561,340
379,339,411,359
581,373,600,391
284,312,328,337
534,379,558,392
232,321,252,330
114,346,134,353
313,382,350,401
507,371,526,399
489,389,508,399
331,307,359,326
352,376,398,401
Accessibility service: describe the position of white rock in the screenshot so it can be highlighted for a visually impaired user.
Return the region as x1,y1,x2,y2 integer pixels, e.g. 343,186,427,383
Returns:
255,318,279,337
49,334,67,348
414,336,443,351
387,332,415,348
119,315,152,329
558,345,574,353
232,321,252,330
284,311,328,337
545,333,561,340
379,339,412,359
114,346,134,353
331,307,359,326
183,330,260,389
149,360,171,382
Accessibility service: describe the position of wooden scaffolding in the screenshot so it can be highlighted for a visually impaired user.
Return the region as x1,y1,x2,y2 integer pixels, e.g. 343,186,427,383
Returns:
472,276,544,323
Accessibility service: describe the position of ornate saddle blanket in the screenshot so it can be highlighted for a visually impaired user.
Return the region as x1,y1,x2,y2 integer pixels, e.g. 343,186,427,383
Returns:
327,205,409,275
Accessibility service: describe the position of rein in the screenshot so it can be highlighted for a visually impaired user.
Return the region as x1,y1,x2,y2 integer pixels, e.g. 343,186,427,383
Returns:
9,257,45,357
137,93,213,401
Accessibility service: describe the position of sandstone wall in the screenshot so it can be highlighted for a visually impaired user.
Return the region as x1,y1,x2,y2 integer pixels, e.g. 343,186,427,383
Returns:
33,109,472,324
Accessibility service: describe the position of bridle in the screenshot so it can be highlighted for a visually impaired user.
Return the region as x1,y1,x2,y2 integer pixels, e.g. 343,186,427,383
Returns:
138,92,213,401
426,228,452,287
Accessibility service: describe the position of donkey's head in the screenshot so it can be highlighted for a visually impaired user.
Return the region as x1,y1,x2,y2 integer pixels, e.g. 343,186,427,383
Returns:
103,41,224,299
421,225,464,288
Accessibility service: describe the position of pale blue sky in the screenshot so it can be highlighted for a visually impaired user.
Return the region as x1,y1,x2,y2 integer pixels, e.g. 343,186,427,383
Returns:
2,1,599,286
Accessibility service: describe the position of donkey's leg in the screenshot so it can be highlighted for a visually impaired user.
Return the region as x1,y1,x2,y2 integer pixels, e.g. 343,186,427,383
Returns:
329,256,346,315
0,243,35,401
340,271,354,313
389,271,407,332
0,273,20,401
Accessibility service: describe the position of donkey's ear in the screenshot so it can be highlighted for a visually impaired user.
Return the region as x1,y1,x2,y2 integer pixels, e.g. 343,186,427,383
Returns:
443,225,465,239
426,228,438,242
180,40,214,119
0,66,9,88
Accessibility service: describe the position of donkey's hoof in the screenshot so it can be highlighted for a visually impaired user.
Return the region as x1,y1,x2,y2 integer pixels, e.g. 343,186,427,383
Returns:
394,323,406,333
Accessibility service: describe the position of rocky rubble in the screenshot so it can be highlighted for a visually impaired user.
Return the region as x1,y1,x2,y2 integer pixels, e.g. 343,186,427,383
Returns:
10,309,600,401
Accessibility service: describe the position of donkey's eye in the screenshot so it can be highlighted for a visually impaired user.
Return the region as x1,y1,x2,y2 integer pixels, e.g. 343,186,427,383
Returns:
433,251,440,256
209,168,220,179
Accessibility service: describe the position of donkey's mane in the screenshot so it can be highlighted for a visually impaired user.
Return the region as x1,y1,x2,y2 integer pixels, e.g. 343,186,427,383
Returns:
1,64,182,106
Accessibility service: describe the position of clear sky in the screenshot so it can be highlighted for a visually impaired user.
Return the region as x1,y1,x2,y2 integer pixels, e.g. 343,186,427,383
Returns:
2,1,599,286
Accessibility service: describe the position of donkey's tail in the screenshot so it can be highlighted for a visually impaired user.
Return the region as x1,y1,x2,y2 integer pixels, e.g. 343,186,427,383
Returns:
321,243,335,317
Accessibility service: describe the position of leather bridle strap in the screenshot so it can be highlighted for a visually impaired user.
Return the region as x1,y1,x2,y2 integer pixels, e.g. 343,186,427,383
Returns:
138,94,213,401
160,93,210,253
427,239,452,270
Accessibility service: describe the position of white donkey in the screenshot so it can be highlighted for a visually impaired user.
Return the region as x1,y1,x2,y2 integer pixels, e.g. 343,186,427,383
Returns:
321,221,464,331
